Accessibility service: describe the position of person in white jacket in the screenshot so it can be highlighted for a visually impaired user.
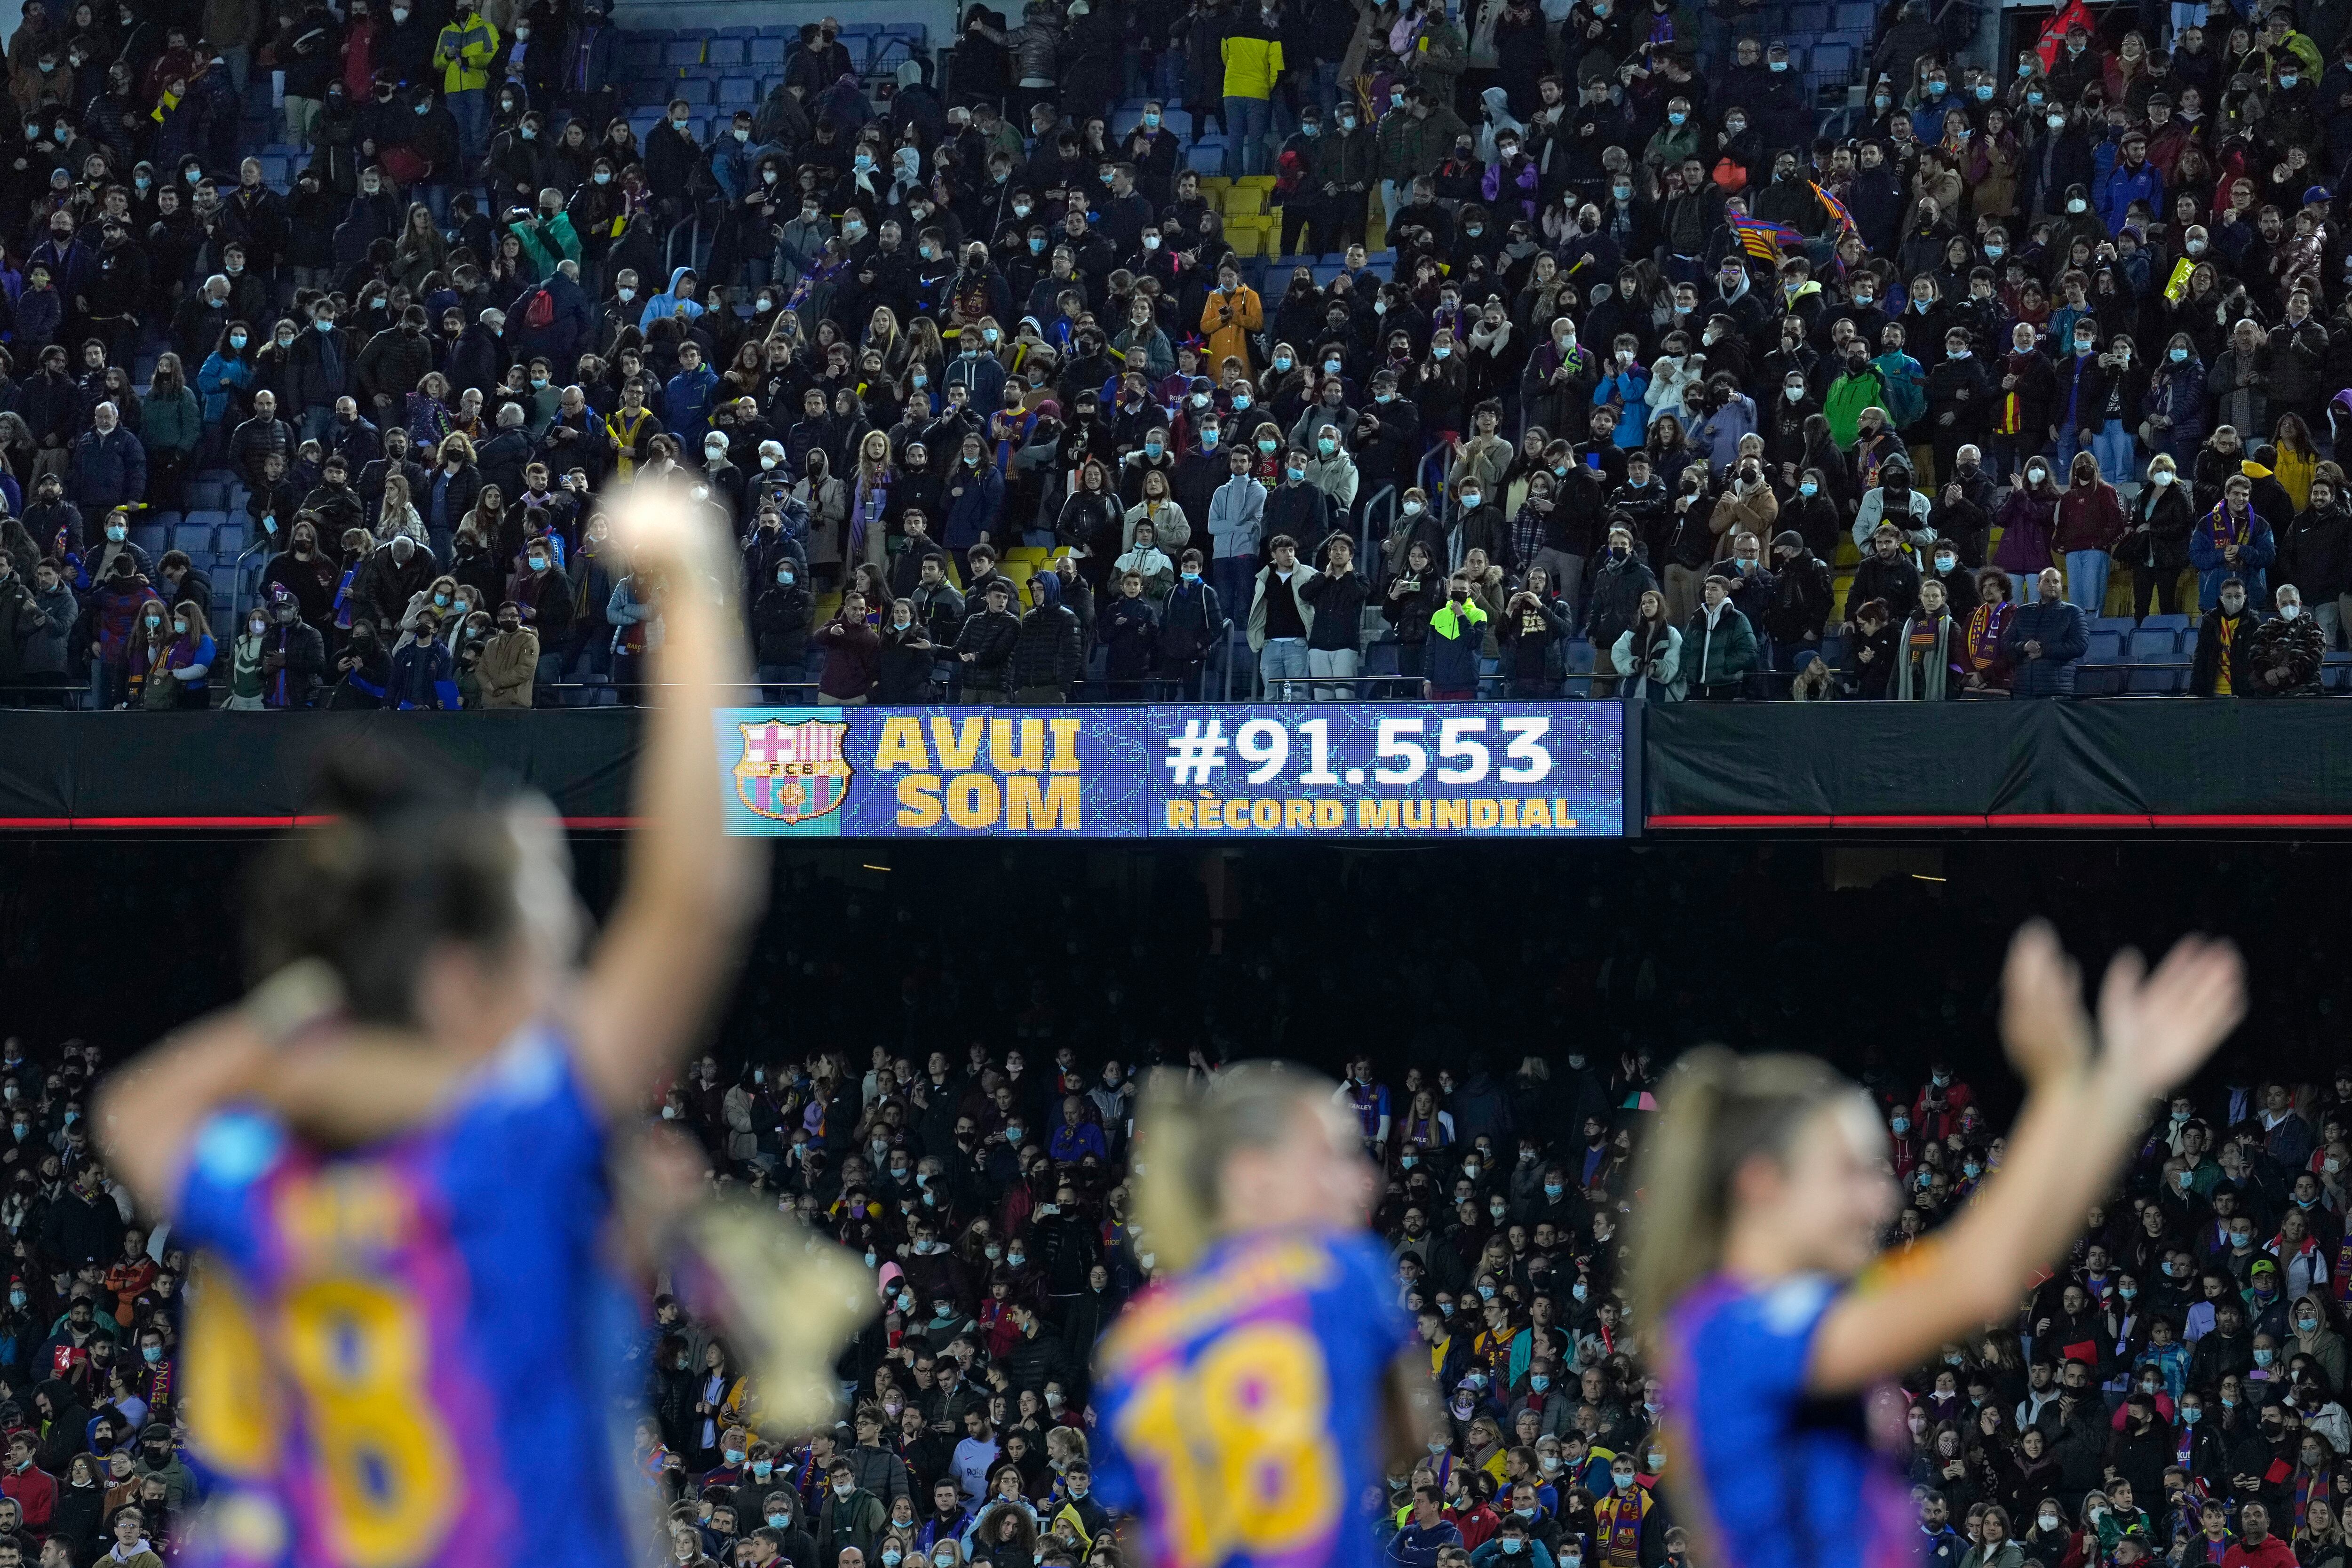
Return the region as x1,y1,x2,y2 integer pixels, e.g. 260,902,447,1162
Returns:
1610,587,1685,700
1112,519,1176,602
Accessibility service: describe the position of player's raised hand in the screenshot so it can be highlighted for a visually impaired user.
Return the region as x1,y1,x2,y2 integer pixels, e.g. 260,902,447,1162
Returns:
1999,919,2091,1091
2096,935,2246,1100
604,475,720,577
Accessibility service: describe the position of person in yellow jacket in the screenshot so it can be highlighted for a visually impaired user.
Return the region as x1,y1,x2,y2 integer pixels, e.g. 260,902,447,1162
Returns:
1218,5,1284,177
1199,258,1263,378
432,0,501,164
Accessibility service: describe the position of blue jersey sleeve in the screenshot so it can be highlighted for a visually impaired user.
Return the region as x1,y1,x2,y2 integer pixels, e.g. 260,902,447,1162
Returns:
1338,1234,1415,1366
171,1108,292,1271
1709,1275,1836,1402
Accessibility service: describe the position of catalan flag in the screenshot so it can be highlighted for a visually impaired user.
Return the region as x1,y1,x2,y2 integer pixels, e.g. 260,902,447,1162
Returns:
1729,212,1806,261
1812,180,1860,241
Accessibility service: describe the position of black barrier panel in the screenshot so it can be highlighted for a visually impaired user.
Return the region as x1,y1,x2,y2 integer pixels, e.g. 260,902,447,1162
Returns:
1644,700,2352,823
0,710,646,823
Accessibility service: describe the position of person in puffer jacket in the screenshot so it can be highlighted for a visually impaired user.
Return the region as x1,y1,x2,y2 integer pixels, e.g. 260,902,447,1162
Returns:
1424,575,1486,699
954,579,1022,698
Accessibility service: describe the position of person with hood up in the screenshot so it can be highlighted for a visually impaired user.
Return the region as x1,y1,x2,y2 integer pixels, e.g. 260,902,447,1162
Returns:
639,265,707,334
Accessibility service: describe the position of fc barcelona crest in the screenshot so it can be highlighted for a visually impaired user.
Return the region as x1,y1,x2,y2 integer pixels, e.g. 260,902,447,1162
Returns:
734,719,853,824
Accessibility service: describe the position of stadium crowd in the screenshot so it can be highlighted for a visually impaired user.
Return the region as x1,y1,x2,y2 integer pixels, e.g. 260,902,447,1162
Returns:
0,0,2343,708
6,832,2351,1568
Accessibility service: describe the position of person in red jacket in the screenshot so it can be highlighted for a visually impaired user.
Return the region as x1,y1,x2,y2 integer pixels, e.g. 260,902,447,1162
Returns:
1912,1061,1977,1143
1,1432,55,1530
2218,1502,2300,1568
817,589,882,705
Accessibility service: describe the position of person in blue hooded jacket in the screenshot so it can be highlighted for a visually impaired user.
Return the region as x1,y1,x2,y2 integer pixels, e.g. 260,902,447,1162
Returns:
639,264,707,334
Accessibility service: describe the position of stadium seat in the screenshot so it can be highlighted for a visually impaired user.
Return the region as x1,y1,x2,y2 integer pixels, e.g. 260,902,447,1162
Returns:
706,39,747,66
184,510,233,551
673,78,714,105
2143,613,2192,635
129,522,167,557
175,519,219,560
2326,653,2352,693
750,36,788,64
663,40,704,65
1809,44,1852,83
184,478,230,512
718,77,760,108
2091,615,2137,637
2127,628,2182,692
2079,630,2127,695
1785,3,1829,32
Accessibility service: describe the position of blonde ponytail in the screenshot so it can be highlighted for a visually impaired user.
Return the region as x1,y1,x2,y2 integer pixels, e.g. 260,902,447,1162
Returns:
1132,1061,1337,1275
1627,1049,1847,1331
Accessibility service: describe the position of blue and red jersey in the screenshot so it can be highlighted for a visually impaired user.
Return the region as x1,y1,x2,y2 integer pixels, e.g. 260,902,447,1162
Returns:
171,1028,637,1568
1091,1228,1411,1568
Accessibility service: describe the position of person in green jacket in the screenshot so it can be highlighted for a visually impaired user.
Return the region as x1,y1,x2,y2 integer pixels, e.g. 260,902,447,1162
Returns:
141,354,205,508
1823,349,1888,448
1375,87,1468,227
510,191,583,281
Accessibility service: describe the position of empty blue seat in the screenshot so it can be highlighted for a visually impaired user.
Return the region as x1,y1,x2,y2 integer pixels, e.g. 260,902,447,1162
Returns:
750,36,788,63
2078,629,2127,695
2143,612,2191,635
673,78,714,104
184,478,229,511
2127,628,2181,692
2091,614,2137,636
129,523,167,557
2326,653,2352,692
715,24,758,39
717,76,760,108
662,40,704,65
706,38,747,65
1836,0,1876,22
1784,3,1829,30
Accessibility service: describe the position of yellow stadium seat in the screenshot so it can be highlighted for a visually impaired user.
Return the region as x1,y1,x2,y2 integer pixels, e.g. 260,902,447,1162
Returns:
1234,175,1276,192
1224,225,1263,256
1221,185,1265,216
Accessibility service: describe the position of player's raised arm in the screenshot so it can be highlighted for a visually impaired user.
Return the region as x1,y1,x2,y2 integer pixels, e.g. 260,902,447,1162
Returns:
95,1012,272,1217
569,478,770,1116
1803,922,2244,1393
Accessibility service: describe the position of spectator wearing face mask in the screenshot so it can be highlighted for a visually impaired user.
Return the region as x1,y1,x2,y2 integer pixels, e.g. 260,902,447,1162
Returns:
2237,584,2325,697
